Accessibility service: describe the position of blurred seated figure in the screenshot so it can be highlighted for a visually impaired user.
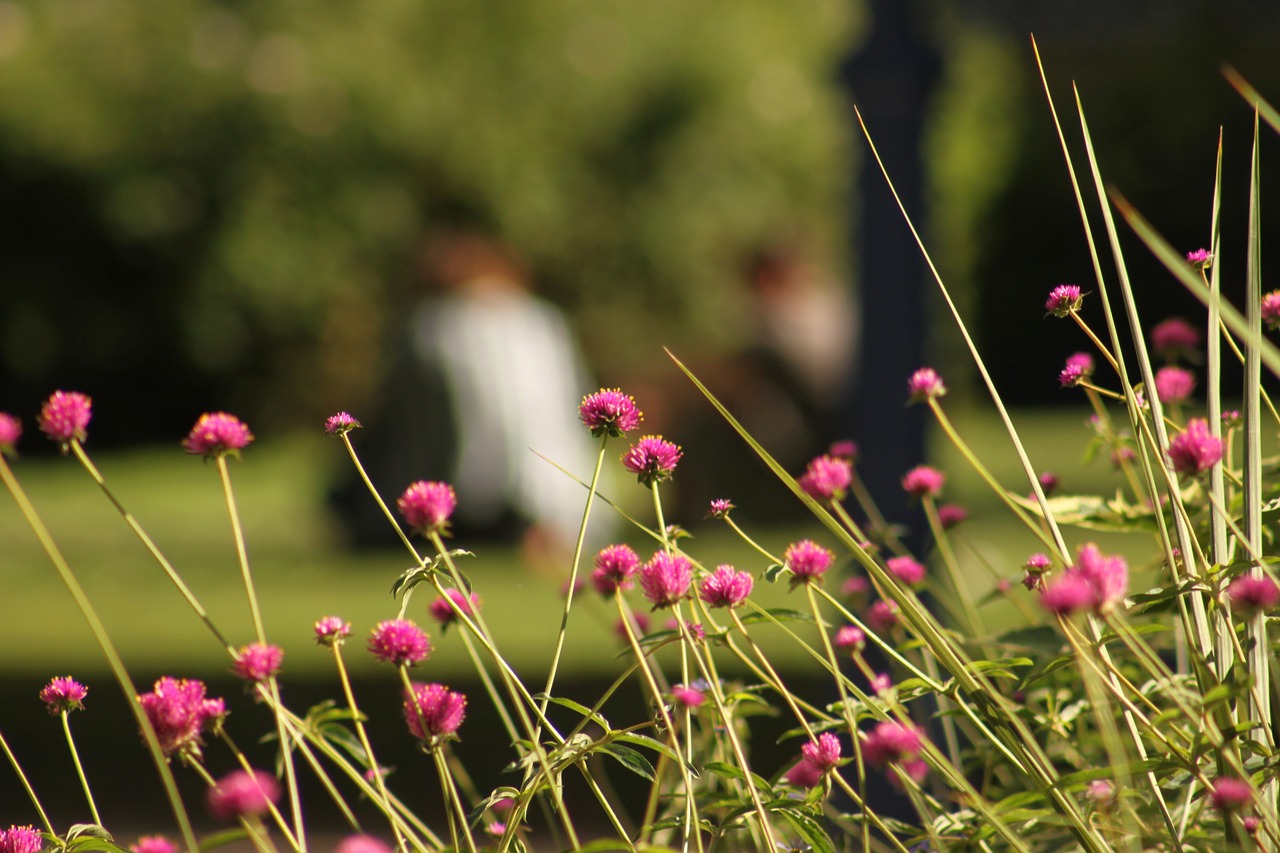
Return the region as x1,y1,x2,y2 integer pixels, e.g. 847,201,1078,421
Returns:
329,229,602,558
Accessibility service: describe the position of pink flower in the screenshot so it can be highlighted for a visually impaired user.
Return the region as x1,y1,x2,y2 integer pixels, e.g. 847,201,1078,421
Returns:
324,412,362,436
1186,248,1213,269
1263,291,1280,330
867,600,899,633
1045,284,1083,316
1087,779,1116,807
870,673,893,695
828,440,858,461
671,684,705,710
1075,543,1128,614
834,625,865,653
137,677,225,759
334,836,394,853
893,758,929,788
182,412,253,458
639,552,693,608
0,413,20,456
1209,776,1253,811
886,555,925,586
207,768,280,821
579,389,643,437
1168,418,1224,475
403,682,467,741
784,540,834,585
591,544,641,595
1151,317,1201,357
783,758,824,789
798,454,853,501
862,721,922,766
907,367,946,403
1023,553,1051,590
1039,571,1094,616
1059,352,1095,388
937,504,967,528
614,613,649,642
622,435,682,487
368,619,431,666
314,616,351,647
232,643,284,683
842,576,870,599
1227,575,1280,613
397,480,457,535
0,827,43,853
129,836,177,853
1038,472,1060,496
1154,366,1196,404
707,498,735,518
430,588,480,626
801,732,841,772
901,465,944,499
38,390,92,446
699,564,753,608
39,676,87,715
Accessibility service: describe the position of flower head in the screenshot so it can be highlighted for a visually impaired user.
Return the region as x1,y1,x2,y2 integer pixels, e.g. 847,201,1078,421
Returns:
782,758,824,789
138,677,225,759
579,389,643,437
403,682,467,741
1154,366,1196,405
314,616,351,647
129,837,177,853
334,836,394,853
1210,776,1253,811
937,504,967,528
1186,248,1213,269
1045,284,1083,317
182,412,253,458
1227,575,1280,614
784,540,834,586
622,435,682,487
1039,571,1094,616
591,544,641,595
901,465,945,499
863,721,922,767
1023,553,1051,590
1038,471,1060,496
639,552,693,609
39,676,87,715
907,368,946,403
397,481,457,536
0,414,20,457
867,600,899,633
828,440,858,461
699,564,754,608
801,732,842,772
834,625,865,653
0,827,43,853
368,619,431,666
842,576,870,600
671,684,705,711
1151,317,1201,358
232,643,284,683
324,412,362,436
1168,418,1224,476
38,391,92,446
798,454,853,502
430,588,480,626
1263,291,1280,330
1075,543,1128,614
207,769,280,821
707,498,735,519
886,555,925,586
870,672,893,695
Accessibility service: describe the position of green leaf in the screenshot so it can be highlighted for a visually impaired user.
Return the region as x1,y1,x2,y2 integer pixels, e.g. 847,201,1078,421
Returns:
198,829,252,852
533,693,611,731
597,743,655,781
774,806,836,853
738,607,813,626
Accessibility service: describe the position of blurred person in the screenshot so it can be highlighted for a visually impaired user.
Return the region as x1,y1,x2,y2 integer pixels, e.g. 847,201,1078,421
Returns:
329,230,605,561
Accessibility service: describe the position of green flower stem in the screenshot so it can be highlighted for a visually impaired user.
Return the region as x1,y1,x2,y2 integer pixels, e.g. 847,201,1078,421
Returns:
828,498,871,547
329,643,407,851
0,729,53,834
649,482,670,553
846,471,906,553
0,456,199,852
60,710,101,826
574,764,637,851
922,496,985,640
1215,316,1280,425
1080,386,1146,504
536,433,609,740
726,609,817,740
432,747,479,853
722,515,780,564
69,442,234,653
340,433,419,556
288,736,362,836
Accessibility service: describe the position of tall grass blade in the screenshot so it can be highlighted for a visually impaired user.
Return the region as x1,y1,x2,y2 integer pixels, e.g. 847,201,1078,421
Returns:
1223,66,1280,137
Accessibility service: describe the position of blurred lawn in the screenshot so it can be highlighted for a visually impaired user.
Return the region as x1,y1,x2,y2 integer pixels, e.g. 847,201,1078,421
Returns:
0,405,1178,680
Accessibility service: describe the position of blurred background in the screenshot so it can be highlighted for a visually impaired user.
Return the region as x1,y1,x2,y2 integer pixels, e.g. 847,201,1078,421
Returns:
2,0,1280,836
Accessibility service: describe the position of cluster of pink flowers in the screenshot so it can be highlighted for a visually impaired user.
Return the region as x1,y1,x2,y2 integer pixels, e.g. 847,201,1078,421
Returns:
232,643,284,683
1154,366,1196,405
862,721,927,786
324,411,362,436
1040,543,1128,616
1186,248,1213,269
783,540,834,586
207,768,280,822
834,625,865,653
129,835,177,853
1209,776,1253,811
1151,317,1200,358
639,552,693,608
368,619,431,666
886,555,925,587
901,465,945,499
783,732,842,789
334,836,393,853
578,388,643,438
699,564,753,608
907,367,946,403
1227,575,1280,613
1022,553,1051,590
0,826,43,853
137,677,225,759
671,684,706,711
39,676,87,715
706,498,734,518
37,390,92,446
936,503,967,528
1263,291,1280,330
429,588,481,626
0,413,20,457
867,600,900,633
1045,284,1083,317
397,480,457,536
591,544,641,595
1167,418,1223,476
622,435,682,487
798,454,852,502
403,682,467,741
1058,352,1094,388
314,616,352,647
182,412,254,458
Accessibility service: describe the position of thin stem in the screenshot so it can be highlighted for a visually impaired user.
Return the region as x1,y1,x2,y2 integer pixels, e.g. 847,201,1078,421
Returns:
61,711,101,826
0,729,54,834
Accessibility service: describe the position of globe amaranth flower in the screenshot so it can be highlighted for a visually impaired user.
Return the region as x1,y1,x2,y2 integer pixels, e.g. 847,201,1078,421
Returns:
334,836,394,853
324,412,362,436
798,454,853,501
1038,471,1060,496
429,588,480,626
906,367,946,403
1151,317,1201,358
1058,352,1094,388
1075,543,1128,614
842,576,870,600
129,836,177,853
0,826,43,853
1186,247,1213,269
1263,291,1280,330
138,677,225,759
1209,776,1253,811
207,768,281,822
1039,570,1095,616
639,552,693,609
403,682,467,741
901,465,945,499
866,600,899,633
784,540,834,586
671,684,705,711
591,543,641,596
1227,575,1280,614
936,504,967,529
862,721,923,767
314,616,352,647
706,498,735,519
38,390,91,446
39,676,87,715
231,643,284,683
578,388,643,437
1045,284,1083,317
1086,779,1117,809
0,413,20,457
1154,366,1196,405
182,412,253,458
782,757,824,789
397,480,457,536
1167,418,1224,475
886,555,925,586
368,619,431,666
834,625,865,653
870,673,893,695
699,564,753,608
622,435,682,487
1023,553,1052,590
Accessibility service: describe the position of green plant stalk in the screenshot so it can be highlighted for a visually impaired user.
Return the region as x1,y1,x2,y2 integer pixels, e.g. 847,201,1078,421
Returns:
433,747,479,853
722,514,780,564
650,481,671,553
0,729,53,835
60,711,101,826
803,583,877,766
0,456,199,851
289,736,362,837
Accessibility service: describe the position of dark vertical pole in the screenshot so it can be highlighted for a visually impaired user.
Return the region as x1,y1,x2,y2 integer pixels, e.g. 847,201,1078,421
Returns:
839,0,940,543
